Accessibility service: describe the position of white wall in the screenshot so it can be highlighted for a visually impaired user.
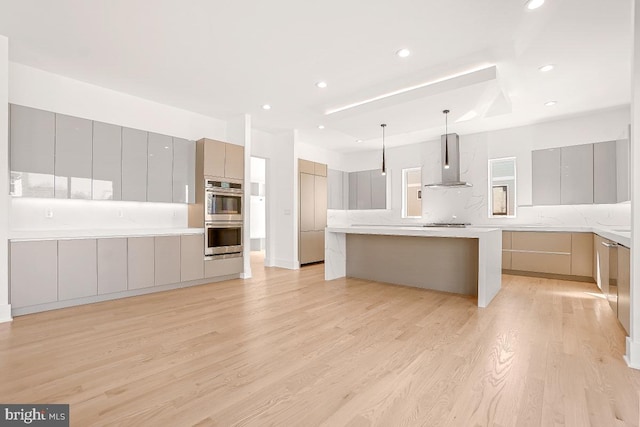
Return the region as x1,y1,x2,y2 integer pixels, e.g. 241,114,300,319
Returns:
251,129,297,268
0,36,10,322
297,141,348,171
330,106,631,228
8,62,229,231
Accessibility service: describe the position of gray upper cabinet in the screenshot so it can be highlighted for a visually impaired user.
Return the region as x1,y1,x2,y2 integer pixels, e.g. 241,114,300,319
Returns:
92,121,122,201
593,141,617,204
532,148,561,205
327,169,344,210
370,171,386,209
356,170,372,210
58,239,98,301
122,127,148,202
10,104,55,198
10,240,58,308
147,133,173,203
173,138,196,204
616,139,630,202
348,172,358,209
560,144,593,205
55,114,93,199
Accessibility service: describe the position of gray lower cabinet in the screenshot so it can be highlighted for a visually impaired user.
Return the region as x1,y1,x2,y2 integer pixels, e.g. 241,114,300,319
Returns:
122,127,148,202
92,121,122,201
532,148,561,205
97,238,128,295
561,144,593,204
10,241,58,308
9,104,55,198
147,133,174,203
181,234,204,282
58,239,98,300
204,257,243,278
154,236,181,286
55,114,93,199
127,237,155,289
173,138,196,204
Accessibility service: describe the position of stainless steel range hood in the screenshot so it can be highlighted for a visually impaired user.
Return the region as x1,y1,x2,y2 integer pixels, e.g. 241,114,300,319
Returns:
425,133,472,188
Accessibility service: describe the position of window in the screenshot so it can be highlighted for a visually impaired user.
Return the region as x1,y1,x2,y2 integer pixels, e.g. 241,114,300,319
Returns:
402,167,422,218
488,158,516,218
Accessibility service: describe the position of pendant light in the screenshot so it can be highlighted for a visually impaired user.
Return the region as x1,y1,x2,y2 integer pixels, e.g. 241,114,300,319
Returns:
380,123,387,176
443,109,450,170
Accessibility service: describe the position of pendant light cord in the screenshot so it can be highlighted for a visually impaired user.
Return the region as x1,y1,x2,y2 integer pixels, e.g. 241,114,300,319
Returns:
381,124,387,175
443,109,450,169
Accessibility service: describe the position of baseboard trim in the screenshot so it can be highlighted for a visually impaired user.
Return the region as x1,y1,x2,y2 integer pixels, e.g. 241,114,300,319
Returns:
624,337,640,370
502,270,594,283
273,258,300,270
0,304,12,323
11,274,241,317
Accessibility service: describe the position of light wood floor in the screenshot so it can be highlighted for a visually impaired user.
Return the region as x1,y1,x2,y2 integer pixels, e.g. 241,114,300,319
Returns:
1,252,639,426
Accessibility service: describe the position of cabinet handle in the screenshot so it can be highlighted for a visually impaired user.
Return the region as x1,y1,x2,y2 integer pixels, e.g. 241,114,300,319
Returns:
601,241,619,248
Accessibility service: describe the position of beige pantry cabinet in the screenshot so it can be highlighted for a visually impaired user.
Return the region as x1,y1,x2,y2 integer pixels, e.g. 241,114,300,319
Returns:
299,159,327,265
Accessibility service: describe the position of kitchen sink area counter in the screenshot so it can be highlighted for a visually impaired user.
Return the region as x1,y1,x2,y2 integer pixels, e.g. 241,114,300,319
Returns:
325,225,502,308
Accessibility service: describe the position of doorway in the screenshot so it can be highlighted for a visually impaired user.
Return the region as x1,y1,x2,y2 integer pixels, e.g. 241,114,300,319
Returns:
250,157,267,266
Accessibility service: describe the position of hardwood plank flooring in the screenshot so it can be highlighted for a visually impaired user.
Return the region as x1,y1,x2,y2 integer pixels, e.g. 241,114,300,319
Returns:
1,252,639,426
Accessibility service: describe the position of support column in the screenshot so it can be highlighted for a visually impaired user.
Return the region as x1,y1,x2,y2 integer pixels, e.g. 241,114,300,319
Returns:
0,35,11,323
626,0,640,367
227,114,252,279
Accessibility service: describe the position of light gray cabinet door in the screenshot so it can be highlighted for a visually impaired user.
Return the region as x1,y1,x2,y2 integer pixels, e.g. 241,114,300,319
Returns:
593,141,617,204
370,171,386,209
173,138,196,204
532,148,561,205
181,234,204,282
58,239,98,300
327,169,344,210
616,139,630,202
92,122,122,201
561,144,593,204
55,114,93,199
122,127,148,202
147,133,173,203
299,173,315,232
205,257,243,278
155,236,181,286
10,240,58,308
127,237,155,289
348,172,358,209
97,238,127,295
10,105,55,198
314,175,327,229
356,170,372,210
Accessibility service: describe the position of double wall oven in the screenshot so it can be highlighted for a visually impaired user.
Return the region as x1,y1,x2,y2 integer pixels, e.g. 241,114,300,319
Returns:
205,178,243,259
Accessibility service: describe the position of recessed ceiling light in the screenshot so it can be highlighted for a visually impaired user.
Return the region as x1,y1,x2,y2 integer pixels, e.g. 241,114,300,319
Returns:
261,104,271,110
539,64,554,72
356,139,363,143
396,48,411,58
316,81,328,89
318,125,325,130
544,100,557,106
525,0,545,10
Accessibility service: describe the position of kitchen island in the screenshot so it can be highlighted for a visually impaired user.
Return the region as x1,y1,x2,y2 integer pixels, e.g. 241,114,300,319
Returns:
325,225,502,307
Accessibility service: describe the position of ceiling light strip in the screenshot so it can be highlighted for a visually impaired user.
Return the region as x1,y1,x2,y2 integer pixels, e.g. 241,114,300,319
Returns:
324,64,496,115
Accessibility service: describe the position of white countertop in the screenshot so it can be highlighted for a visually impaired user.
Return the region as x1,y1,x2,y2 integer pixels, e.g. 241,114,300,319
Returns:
9,228,204,241
329,224,631,248
326,225,500,239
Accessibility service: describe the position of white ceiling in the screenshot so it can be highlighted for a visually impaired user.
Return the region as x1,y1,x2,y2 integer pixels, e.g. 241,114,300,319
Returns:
0,0,632,152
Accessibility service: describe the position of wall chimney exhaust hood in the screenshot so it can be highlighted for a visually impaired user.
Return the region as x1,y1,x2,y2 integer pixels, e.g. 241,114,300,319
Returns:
425,133,472,188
